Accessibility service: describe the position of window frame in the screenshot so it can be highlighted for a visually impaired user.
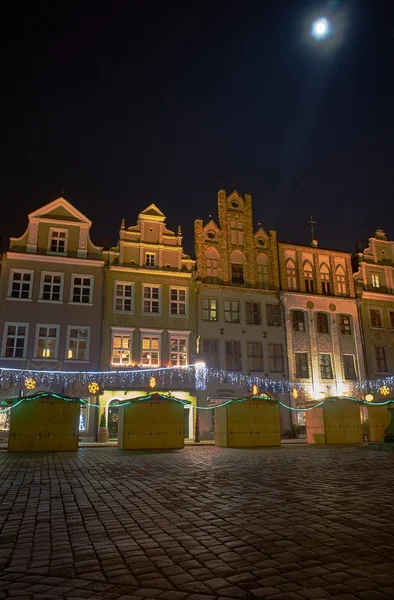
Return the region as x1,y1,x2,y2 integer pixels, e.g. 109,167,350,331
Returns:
202,338,220,369
292,310,305,332
113,281,134,313
371,274,380,289
231,262,244,285
369,307,382,328
245,301,261,325
286,260,297,291
316,312,329,334
224,299,240,323
319,353,333,380
34,324,60,360
110,327,135,367
343,354,357,380
336,266,347,295
145,252,156,267
295,352,309,378
225,340,242,371
39,271,64,303
374,346,388,373
65,326,91,362
8,269,34,301
1,322,29,359
47,227,69,254
338,313,351,335
140,331,162,367
170,287,188,317
268,343,284,373
70,274,94,305
142,284,161,315
267,303,282,327
202,297,218,321
247,341,263,372
169,334,189,367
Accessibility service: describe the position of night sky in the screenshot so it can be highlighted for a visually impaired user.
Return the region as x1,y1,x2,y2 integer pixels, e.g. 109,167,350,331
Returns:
1,0,393,256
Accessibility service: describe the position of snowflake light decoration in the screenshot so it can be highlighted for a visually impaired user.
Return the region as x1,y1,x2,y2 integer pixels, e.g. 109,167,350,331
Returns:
88,381,100,394
24,377,36,390
149,376,157,389
380,386,390,396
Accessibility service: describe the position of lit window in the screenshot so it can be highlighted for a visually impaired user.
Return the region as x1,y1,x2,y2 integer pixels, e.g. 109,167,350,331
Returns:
40,272,63,302
66,327,90,361
114,283,133,312
143,286,160,314
2,323,28,358
35,325,59,359
142,336,160,367
145,253,155,267
202,298,217,321
319,353,333,379
170,337,188,366
49,229,68,253
224,300,240,323
111,333,132,366
9,270,33,299
372,274,380,288
71,276,93,304
170,288,187,316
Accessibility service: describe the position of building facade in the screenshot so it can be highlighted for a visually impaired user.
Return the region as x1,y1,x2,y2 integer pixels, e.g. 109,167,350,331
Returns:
0,196,105,441
100,204,197,440
353,229,394,398
194,189,292,439
278,239,365,415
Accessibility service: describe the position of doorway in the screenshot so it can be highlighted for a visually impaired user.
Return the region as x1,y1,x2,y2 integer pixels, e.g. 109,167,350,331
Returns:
108,403,119,439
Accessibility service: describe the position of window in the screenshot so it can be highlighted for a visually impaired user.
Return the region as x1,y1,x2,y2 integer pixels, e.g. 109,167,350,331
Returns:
35,325,59,359
267,304,281,326
319,353,333,379
202,339,220,368
257,262,269,289
231,263,244,285
336,265,347,295
247,342,263,371
320,263,331,295
338,314,351,335
316,312,329,334
48,228,68,253
390,311,394,329
225,341,241,371
224,300,240,323
292,310,305,332
304,262,314,293
343,355,357,380
205,248,219,281
71,275,93,304
246,302,261,325
170,337,188,366
170,288,187,316
111,331,133,366
66,327,90,361
143,286,160,314
39,272,63,302
295,352,309,378
145,253,155,267
114,282,133,312
141,336,160,367
268,344,283,372
2,323,28,358
369,308,382,328
375,346,388,373
9,270,33,299
230,220,244,245
202,298,218,321
286,259,297,291
372,274,380,288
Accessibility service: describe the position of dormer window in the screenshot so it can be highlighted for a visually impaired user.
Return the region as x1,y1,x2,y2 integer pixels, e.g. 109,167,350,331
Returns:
145,253,155,267
231,201,239,208
258,238,264,246
49,228,68,253
207,231,215,240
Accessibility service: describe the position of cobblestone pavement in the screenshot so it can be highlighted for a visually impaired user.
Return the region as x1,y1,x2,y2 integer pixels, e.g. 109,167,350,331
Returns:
0,445,394,600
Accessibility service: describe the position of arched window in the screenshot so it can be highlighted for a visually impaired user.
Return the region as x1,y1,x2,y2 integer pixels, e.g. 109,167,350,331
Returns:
257,254,269,289
336,265,347,295
205,247,219,280
320,263,331,295
231,250,246,285
286,259,297,291
230,220,244,246
303,261,314,293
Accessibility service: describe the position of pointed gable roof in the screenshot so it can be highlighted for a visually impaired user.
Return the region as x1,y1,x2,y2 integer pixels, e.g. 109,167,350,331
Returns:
138,204,166,221
28,197,92,226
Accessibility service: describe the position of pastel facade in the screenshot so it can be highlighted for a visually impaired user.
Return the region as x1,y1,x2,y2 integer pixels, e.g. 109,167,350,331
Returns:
278,241,365,410
194,189,291,439
0,197,104,440
100,204,197,440
354,229,394,396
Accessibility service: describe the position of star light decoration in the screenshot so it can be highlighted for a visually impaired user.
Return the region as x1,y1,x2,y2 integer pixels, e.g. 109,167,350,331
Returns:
252,384,259,396
24,377,36,390
380,386,390,397
149,376,157,389
88,381,100,395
